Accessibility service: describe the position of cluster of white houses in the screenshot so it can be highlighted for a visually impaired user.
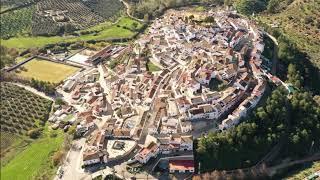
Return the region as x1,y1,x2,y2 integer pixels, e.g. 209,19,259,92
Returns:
134,134,193,164
134,9,267,133
59,8,271,174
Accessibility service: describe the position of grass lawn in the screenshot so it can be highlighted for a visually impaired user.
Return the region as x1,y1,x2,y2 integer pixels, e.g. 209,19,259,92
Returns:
0,127,64,180
1,17,142,49
147,61,161,72
17,58,79,83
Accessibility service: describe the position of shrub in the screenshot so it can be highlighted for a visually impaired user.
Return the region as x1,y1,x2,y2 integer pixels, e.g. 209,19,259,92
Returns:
27,128,42,139
50,132,58,138
52,151,64,166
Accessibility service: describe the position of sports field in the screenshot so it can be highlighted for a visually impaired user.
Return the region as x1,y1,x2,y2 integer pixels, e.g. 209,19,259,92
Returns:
17,58,79,83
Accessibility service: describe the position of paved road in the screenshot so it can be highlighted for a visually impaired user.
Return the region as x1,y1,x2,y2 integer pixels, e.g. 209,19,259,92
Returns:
55,138,89,180
11,82,54,101
264,32,279,75
268,153,320,176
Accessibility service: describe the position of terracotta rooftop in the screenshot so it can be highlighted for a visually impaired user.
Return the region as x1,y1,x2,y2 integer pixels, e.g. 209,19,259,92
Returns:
169,160,194,171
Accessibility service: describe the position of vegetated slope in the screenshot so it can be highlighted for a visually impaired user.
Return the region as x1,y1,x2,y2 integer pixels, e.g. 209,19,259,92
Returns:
83,0,125,19
0,6,34,39
259,0,320,68
36,0,104,29
0,0,34,11
31,13,62,36
0,127,64,180
0,82,52,135
1,0,125,38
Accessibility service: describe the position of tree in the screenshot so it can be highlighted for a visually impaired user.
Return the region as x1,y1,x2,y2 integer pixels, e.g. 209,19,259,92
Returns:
27,128,42,139
287,63,303,88
132,22,138,31
235,0,267,15
55,98,65,106
204,16,215,23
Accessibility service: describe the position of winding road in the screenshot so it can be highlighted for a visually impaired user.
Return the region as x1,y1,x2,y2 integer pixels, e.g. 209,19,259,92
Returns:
119,0,144,22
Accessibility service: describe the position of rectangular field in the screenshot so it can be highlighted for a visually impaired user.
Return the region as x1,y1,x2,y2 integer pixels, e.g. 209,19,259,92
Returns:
17,58,79,83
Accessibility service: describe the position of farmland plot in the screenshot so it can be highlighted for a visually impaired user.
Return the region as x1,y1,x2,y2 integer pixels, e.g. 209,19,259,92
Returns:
0,83,53,135
84,0,125,18
0,6,34,39
31,14,62,36
37,0,105,29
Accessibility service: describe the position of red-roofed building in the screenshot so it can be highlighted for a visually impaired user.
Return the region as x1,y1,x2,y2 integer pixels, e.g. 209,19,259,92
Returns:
169,159,194,173
135,141,159,164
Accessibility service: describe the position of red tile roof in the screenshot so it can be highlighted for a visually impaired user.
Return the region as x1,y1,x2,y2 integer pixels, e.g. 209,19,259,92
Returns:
169,160,194,171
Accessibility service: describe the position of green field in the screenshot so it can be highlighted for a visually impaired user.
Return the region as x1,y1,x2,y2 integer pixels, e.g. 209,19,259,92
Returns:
0,127,64,180
1,17,143,49
17,58,80,83
147,61,161,72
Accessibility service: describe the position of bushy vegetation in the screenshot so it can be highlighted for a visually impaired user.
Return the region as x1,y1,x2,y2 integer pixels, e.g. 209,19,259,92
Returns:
197,85,320,172
0,6,34,39
197,87,288,171
258,0,320,69
259,21,320,94
0,83,53,135
0,45,19,69
29,78,57,95
235,0,267,15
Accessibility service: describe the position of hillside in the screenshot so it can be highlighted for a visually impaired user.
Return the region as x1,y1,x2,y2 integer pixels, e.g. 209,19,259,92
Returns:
0,0,125,38
258,0,320,68
0,82,52,157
